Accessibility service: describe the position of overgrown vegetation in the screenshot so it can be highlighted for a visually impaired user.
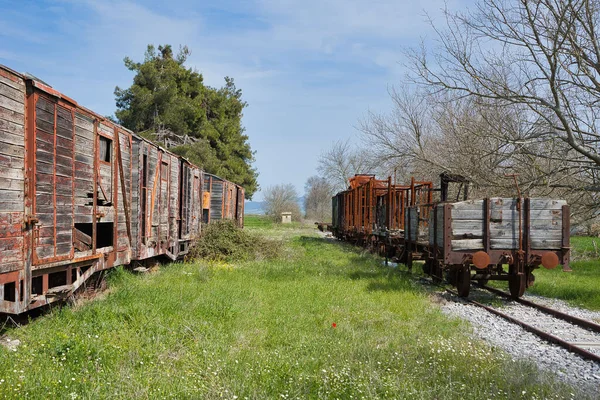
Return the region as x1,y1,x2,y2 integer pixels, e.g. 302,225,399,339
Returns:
0,223,582,398
190,220,281,262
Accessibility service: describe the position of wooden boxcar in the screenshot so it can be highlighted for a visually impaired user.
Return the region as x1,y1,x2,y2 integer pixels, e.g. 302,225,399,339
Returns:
202,173,244,226
0,64,244,314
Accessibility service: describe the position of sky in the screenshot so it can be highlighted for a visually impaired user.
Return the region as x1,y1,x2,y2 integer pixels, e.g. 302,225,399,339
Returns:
0,0,468,200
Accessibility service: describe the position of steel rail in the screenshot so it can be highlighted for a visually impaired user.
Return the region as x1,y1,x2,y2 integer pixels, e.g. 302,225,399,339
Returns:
446,288,600,364
481,285,600,334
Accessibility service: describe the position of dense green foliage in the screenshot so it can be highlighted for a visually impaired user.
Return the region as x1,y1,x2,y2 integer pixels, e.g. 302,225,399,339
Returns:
114,44,258,198
190,220,281,262
0,223,580,398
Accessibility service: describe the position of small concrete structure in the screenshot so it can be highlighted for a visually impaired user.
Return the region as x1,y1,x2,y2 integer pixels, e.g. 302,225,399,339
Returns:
281,212,292,224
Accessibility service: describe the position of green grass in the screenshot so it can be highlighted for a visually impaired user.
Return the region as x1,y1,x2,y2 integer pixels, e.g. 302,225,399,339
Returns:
243,214,274,229
0,224,580,399
569,236,600,261
528,260,600,311
524,236,600,310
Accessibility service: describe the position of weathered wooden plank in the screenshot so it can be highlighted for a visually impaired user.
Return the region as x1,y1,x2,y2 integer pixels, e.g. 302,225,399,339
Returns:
0,95,24,115
451,220,483,234
451,200,484,210
0,105,25,126
530,199,567,210
55,243,72,256
490,238,518,249
36,106,54,124
73,165,93,179
0,261,22,273
0,249,22,263
34,183,54,195
56,154,73,168
0,81,24,103
36,162,55,176
36,96,54,112
74,215,93,224
490,198,519,209
0,178,23,191
74,135,93,146
0,190,24,203
451,209,485,220
0,130,24,147
57,125,73,140
451,239,484,250
56,136,73,150
0,167,23,181
36,128,54,144
0,223,22,242
0,74,25,92
56,164,73,178
531,239,563,249
0,141,24,159
0,236,23,251
0,115,24,135
75,113,94,128
74,153,94,165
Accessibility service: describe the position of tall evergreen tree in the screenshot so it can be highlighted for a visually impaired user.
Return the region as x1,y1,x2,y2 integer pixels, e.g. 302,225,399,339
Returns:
114,44,258,198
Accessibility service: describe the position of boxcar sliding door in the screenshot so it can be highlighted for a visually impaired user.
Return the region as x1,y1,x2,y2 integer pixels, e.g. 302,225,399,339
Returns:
30,93,75,265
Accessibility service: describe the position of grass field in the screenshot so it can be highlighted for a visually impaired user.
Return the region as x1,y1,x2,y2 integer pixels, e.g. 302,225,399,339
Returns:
524,236,600,310
243,214,274,229
0,221,581,399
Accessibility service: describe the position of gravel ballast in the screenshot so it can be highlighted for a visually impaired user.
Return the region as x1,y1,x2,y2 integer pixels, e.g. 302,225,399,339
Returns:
439,289,600,398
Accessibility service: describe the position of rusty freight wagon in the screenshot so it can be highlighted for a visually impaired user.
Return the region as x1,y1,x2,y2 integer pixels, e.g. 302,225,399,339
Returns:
331,175,389,243
332,175,433,262
424,198,570,297
331,173,570,298
0,64,245,314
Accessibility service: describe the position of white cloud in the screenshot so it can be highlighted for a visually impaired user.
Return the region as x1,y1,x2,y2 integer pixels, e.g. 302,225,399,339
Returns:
0,0,472,196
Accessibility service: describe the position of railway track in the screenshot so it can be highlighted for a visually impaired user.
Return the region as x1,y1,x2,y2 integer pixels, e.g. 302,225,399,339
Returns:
444,285,600,364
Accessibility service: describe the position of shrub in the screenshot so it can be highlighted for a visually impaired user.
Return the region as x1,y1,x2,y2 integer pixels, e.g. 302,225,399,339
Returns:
190,220,281,262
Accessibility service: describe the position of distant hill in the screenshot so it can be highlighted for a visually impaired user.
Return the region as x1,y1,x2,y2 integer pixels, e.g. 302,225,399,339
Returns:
244,200,266,215
244,197,306,215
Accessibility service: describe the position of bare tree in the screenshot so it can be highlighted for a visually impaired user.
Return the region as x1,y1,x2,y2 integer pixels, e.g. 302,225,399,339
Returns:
304,176,335,222
317,139,376,192
410,0,600,170
263,184,301,222
360,84,591,205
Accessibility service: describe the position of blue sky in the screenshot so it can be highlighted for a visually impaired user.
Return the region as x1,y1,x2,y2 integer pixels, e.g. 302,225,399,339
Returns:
0,0,467,200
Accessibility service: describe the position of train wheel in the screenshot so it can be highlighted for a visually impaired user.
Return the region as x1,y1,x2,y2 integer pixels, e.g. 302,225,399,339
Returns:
431,262,443,283
456,267,471,297
422,259,432,275
445,268,457,286
509,274,526,298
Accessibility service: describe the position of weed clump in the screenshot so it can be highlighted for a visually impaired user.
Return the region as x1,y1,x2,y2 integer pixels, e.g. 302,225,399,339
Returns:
190,220,281,262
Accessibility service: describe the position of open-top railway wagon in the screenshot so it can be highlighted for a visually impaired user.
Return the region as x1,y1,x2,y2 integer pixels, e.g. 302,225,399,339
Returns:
331,174,570,298
0,64,244,314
